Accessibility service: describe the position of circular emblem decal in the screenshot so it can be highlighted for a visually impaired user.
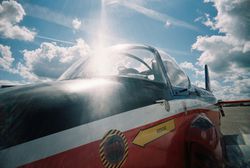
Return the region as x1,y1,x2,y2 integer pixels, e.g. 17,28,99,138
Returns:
99,130,128,168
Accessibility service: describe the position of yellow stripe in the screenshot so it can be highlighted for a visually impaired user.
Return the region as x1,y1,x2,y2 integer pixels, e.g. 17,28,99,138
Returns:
100,152,105,158
102,130,112,140
121,135,126,139
111,130,116,135
109,164,115,168
132,119,175,147
100,134,112,147
121,151,128,164
100,145,104,150
100,140,106,147
124,141,128,145
117,151,128,168
103,160,109,167
100,136,109,146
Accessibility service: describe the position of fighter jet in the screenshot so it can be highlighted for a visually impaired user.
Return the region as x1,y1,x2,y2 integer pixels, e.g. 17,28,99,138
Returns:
0,44,238,167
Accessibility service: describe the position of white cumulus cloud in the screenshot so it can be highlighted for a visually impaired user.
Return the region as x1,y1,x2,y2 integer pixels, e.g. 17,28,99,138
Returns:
0,0,36,41
72,18,82,30
180,61,197,71
192,0,250,100
0,44,16,72
179,61,203,77
18,38,90,81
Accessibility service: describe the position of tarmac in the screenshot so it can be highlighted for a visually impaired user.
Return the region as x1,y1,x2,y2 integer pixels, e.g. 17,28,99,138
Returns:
220,106,250,168
221,106,250,134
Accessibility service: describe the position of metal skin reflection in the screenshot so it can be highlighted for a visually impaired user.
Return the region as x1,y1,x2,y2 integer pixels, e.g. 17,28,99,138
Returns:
0,44,225,168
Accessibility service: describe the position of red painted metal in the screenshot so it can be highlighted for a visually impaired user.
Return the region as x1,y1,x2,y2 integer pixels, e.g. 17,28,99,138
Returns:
21,108,224,168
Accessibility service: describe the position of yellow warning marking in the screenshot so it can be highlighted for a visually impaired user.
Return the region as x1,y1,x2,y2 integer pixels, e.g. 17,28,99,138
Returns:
132,119,175,147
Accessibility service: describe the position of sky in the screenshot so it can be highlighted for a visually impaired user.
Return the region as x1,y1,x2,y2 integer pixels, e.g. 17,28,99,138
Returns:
0,0,249,100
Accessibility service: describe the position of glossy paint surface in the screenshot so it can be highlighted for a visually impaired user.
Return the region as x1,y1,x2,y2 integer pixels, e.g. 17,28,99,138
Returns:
20,107,221,168
0,45,223,168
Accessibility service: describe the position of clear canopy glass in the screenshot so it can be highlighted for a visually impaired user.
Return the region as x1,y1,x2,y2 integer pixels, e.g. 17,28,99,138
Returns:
59,45,190,88
59,45,165,82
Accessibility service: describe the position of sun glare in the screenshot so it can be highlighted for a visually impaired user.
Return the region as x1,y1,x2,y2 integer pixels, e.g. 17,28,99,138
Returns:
65,78,113,92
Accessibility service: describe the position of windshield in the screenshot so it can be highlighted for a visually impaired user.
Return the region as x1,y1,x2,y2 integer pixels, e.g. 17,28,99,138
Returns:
59,46,165,83
159,51,190,88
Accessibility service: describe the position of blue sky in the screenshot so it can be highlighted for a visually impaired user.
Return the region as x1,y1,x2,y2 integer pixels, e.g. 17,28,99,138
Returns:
0,0,249,100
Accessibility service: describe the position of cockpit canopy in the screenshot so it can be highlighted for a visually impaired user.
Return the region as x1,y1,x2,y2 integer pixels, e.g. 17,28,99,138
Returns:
59,44,190,89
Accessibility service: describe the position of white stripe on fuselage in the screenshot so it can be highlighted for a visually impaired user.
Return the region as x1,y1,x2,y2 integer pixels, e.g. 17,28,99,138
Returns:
0,99,216,168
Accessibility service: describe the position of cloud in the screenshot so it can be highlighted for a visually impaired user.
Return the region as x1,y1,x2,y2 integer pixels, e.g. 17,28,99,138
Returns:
193,78,250,100
180,61,197,71
24,3,85,31
36,35,75,45
0,39,90,82
193,35,250,76
23,3,71,28
202,13,216,29
0,44,16,73
194,13,216,30
179,61,203,77
0,79,26,87
0,0,36,41
106,1,198,31
72,18,82,30
211,78,250,100
210,0,250,41
192,0,250,100
164,21,172,28
18,38,90,81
